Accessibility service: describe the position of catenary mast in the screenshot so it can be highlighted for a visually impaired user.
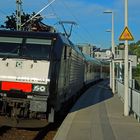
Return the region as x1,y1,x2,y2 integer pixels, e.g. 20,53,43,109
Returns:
16,0,22,30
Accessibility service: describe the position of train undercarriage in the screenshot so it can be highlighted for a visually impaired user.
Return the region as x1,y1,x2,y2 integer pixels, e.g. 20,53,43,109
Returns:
0,94,55,127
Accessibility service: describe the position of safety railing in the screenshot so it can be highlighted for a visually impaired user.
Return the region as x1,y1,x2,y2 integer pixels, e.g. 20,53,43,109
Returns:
116,80,140,122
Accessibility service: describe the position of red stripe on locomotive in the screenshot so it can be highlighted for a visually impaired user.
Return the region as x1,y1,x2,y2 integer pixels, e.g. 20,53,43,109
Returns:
1,81,32,92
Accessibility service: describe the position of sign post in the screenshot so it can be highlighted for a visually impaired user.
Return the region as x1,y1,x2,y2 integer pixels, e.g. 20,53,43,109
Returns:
119,0,134,116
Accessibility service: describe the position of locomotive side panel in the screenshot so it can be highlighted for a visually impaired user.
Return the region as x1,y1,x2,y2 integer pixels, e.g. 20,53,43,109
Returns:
84,61,101,84
101,65,110,79
56,45,71,109
57,44,84,110
69,48,84,95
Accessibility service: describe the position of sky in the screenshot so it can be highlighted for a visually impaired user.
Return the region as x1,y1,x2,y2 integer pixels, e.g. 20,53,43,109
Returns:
0,0,140,49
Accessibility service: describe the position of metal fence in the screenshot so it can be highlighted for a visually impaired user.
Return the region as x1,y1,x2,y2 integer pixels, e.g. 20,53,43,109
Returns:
116,80,140,122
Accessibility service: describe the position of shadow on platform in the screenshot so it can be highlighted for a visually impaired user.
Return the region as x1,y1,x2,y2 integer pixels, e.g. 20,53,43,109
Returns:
70,80,113,113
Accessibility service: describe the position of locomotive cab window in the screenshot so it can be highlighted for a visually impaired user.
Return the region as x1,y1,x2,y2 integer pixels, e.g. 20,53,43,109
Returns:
26,38,52,45
22,38,52,60
0,36,53,60
0,37,22,56
0,37,22,43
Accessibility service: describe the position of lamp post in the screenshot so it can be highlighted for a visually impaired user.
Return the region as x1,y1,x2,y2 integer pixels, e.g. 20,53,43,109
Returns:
106,29,112,89
104,10,115,94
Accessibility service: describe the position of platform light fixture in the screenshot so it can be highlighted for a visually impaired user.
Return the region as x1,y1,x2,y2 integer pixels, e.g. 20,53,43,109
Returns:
103,10,115,94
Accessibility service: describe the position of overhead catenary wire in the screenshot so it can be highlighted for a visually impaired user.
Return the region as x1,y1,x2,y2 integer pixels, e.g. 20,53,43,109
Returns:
46,0,90,43
1,0,94,44
59,0,95,44
46,1,62,28
0,9,13,23
49,0,90,43
0,9,7,16
21,0,57,27
0,0,19,17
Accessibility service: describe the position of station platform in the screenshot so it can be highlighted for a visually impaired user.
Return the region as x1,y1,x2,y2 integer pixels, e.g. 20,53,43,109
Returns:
54,80,140,140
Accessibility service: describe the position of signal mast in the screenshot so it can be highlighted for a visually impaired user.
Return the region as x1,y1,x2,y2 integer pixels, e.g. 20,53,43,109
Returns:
16,0,22,30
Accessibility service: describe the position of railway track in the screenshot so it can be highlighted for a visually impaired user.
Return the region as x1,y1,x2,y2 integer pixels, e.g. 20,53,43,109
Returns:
0,92,77,140
0,82,90,140
0,127,38,140
0,111,65,140
0,123,58,140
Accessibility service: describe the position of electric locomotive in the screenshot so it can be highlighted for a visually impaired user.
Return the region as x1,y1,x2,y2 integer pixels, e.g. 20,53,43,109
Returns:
0,30,86,127
0,30,109,127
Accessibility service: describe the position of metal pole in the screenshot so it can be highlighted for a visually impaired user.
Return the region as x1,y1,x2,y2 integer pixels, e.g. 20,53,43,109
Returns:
112,12,115,94
112,12,115,57
124,0,129,116
119,61,123,82
110,62,112,88
112,61,115,93
101,65,103,79
103,10,115,92
129,61,132,88
16,0,22,30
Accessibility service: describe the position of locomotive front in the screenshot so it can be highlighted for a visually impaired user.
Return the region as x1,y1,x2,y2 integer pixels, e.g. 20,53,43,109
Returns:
0,32,54,125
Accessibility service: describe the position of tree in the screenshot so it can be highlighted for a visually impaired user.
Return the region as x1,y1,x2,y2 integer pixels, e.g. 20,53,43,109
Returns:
3,13,17,30
129,41,140,56
1,11,53,32
1,12,30,30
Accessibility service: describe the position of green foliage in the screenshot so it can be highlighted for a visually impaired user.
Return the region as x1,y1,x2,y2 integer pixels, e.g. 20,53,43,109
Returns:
1,11,43,31
129,41,140,85
5,13,16,30
133,64,140,77
133,64,140,89
129,40,140,57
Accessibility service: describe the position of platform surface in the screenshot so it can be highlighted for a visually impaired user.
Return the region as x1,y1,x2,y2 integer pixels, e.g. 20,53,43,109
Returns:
54,80,140,140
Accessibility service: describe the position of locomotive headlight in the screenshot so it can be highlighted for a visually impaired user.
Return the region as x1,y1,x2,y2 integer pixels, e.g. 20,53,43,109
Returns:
32,85,47,93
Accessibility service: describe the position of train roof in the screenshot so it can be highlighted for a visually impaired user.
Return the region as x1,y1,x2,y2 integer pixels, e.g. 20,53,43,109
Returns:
58,32,84,56
0,30,76,46
83,53,101,65
100,59,110,66
0,30,84,57
2,30,111,61
0,30,58,38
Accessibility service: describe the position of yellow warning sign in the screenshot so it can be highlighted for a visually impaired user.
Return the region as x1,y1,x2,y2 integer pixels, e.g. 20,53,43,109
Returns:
119,26,134,41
